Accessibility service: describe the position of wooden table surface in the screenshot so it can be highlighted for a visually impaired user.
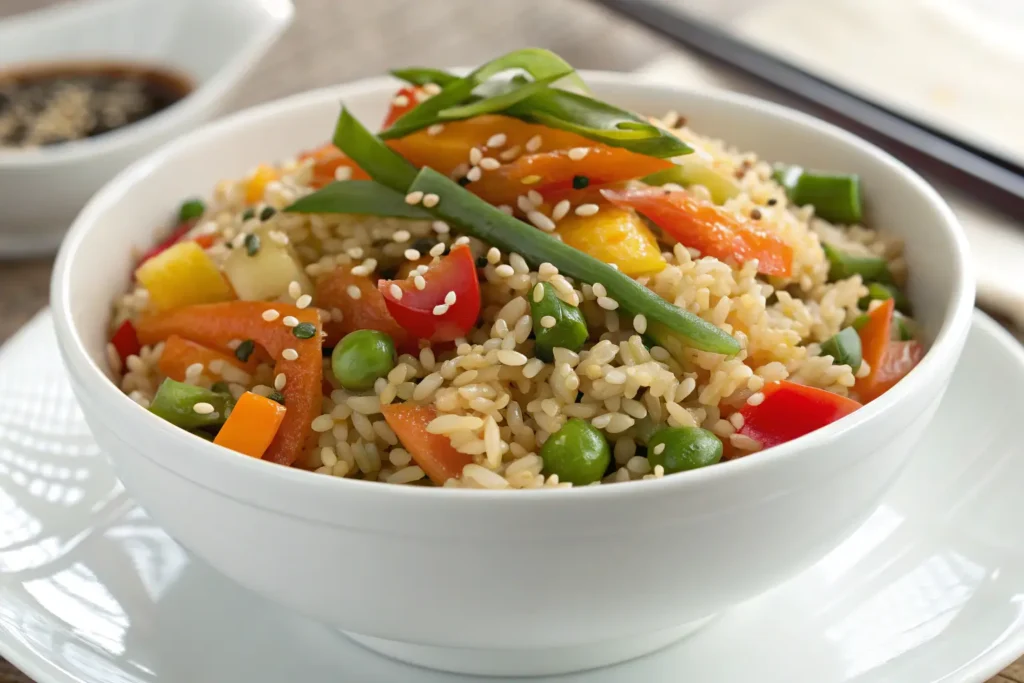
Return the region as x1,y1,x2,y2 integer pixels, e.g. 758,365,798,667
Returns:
1,0,1022,681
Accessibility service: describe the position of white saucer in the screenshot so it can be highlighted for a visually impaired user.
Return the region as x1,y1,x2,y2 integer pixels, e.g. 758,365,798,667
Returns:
1,311,1023,683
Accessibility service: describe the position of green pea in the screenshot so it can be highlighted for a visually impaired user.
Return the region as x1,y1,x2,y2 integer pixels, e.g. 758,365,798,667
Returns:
149,378,234,431
331,330,396,391
822,243,893,284
647,427,723,474
540,419,610,486
530,282,589,362
178,198,205,222
820,326,862,372
858,282,911,315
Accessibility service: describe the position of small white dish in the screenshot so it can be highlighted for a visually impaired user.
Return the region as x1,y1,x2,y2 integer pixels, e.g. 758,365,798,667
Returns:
1,311,1022,682
0,0,294,257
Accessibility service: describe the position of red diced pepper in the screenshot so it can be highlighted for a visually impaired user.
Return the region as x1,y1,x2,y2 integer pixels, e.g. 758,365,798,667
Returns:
738,380,861,450
110,319,141,366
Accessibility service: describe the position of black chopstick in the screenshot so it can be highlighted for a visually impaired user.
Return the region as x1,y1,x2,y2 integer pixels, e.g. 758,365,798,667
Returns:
591,0,1024,217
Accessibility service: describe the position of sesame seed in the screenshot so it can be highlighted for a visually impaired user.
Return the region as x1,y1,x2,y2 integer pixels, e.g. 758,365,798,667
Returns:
287,281,302,299
432,304,449,316
346,286,362,300
296,294,312,309
414,89,430,102
432,221,450,234
444,290,457,305
495,264,515,278
429,242,446,257
497,349,528,366
404,190,424,205
479,157,500,170
487,247,501,264
427,123,445,135
282,348,299,361
423,82,442,95
454,236,471,245
274,373,287,390
469,147,483,165
414,275,427,290
633,314,648,334
568,147,590,161
282,315,299,327
540,315,556,328
404,249,421,261
466,166,482,182
422,193,440,207
747,392,765,406
268,230,289,245
592,282,607,298
487,133,507,148
527,190,544,205
517,195,535,213
392,229,411,243
193,402,215,415
533,283,545,302
185,362,204,378
526,135,543,152
551,199,571,221
539,262,559,277
597,296,619,310
575,203,600,216
392,94,409,106
389,284,403,300
653,443,666,455
262,309,280,321
497,204,513,215
334,165,352,181
527,210,556,232
416,264,430,274
347,246,364,259
521,175,542,185
499,145,521,161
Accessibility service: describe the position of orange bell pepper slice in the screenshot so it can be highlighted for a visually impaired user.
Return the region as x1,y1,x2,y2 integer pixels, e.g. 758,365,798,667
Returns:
214,391,287,459
381,404,473,485
855,299,924,402
314,266,415,352
299,144,369,189
137,302,322,466
158,334,257,383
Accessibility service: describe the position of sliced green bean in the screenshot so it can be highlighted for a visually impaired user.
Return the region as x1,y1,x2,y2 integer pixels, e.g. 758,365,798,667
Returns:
774,165,862,224
642,158,740,204
149,379,234,431
859,281,911,315
823,243,893,284
530,281,589,361
333,107,417,192
820,327,862,371
285,180,435,218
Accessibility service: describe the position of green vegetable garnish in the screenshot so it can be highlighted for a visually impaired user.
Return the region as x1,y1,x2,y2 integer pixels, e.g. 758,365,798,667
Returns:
892,311,915,341
333,108,418,192
244,233,260,257
268,390,286,405
859,281,911,315
822,243,893,284
210,381,230,394
331,330,396,391
234,339,255,362
408,167,740,355
178,198,205,222
774,165,862,224
572,175,589,190
259,206,276,221
647,427,722,474
820,327,862,371
530,281,589,361
242,207,255,221
390,67,461,87
438,70,572,120
149,379,234,430
540,419,610,485
285,180,434,218
292,322,317,340
642,158,741,205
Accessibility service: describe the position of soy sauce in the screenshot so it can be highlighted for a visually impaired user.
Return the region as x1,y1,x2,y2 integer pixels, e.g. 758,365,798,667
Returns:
0,61,192,149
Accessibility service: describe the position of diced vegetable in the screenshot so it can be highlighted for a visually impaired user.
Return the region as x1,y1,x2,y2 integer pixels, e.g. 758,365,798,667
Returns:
315,266,414,351
136,302,322,466
379,243,482,342
298,143,369,189
859,281,911,314
381,404,474,484
284,180,436,218
530,281,589,361
554,205,666,277
178,198,205,222
135,241,235,311
774,165,863,224
382,86,424,129
406,167,740,356
822,243,893,284
647,426,723,473
540,418,610,485
213,391,287,459
331,330,397,391
158,335,256,383
602,188,793,278
222,228,311,301
738,380,861,450
819,327,862,372
149,378,234,431
642,156,741,205
854,298,923,402
110,319,141,367
245,164,279,204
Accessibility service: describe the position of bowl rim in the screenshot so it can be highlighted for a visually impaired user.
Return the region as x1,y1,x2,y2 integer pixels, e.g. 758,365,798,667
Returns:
51,70,976,503
0,0,295,168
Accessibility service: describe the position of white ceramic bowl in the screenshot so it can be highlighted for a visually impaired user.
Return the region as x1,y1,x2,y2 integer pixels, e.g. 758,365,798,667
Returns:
0,0,293,257
51,74,974,677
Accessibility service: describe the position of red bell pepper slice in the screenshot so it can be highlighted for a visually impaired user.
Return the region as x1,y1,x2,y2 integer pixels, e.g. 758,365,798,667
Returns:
855,298,924,402
378,244,481,343
298,143,370,189
601,188,793,277
738,380,861,450
381,404,473,484
382,86,423,130
110,319,141,366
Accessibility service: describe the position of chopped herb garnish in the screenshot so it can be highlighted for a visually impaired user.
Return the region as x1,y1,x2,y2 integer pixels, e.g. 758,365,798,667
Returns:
235,339,255,362
475,256,488,268
457,176,472,186
242,207,255,220
244,233,260,256
268,391,285,405
572,175,589,190
211,381,230,394
292,322,317,339
178,198,205,222
259,206,276,221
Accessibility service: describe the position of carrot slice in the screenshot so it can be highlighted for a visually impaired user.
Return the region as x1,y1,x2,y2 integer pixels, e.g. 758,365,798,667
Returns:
214,391,287,459
137,302,322,466
856,298,924,402
381,404,473,485
299,143,369,189
158,335,257,382
315,266,414,352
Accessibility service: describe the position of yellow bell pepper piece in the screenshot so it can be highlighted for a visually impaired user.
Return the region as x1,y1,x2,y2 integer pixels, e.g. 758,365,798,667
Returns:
555,207,666,277
135,241,235,311
245,164,279,204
